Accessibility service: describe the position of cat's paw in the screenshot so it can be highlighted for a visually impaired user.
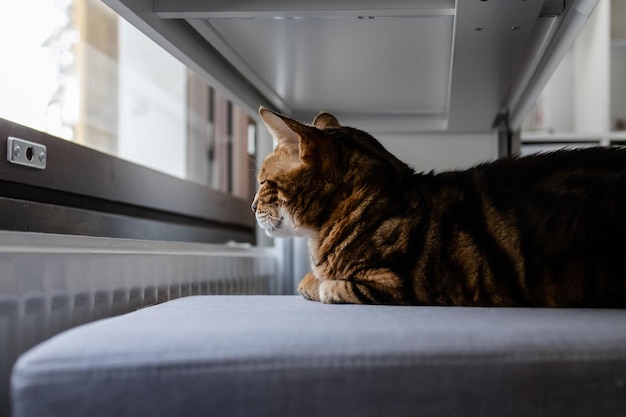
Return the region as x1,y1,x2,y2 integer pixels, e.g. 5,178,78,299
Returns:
319,280,360,304
297,273,320,302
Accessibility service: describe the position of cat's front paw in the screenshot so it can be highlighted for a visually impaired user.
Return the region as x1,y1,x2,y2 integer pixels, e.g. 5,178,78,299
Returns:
297,273,320,302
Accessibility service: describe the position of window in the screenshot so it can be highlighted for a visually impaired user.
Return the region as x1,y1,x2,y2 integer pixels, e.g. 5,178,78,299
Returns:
0,0,256,243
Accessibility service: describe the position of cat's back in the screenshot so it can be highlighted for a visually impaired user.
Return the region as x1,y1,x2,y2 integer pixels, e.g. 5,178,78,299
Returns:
478,147,626,187
412,146,626,254
422,147,626,205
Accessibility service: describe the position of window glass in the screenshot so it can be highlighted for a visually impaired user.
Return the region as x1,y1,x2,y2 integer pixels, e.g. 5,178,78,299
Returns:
0,0,255,197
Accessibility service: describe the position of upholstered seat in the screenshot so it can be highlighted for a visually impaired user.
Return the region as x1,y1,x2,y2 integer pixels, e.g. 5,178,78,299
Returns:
11,295,626,417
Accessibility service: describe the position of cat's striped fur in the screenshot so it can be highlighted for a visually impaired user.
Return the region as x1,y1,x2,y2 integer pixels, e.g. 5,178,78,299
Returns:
252,108,626,307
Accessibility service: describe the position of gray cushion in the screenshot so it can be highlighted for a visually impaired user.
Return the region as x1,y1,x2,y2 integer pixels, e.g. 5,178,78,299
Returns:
11,295,626,417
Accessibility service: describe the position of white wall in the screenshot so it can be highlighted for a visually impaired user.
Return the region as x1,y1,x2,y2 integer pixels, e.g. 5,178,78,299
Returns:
377,132,498,173
573,0,611,134
532,51,575,132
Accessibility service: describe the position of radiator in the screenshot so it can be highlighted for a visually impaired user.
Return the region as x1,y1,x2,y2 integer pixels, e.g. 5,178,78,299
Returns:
0,231,278,417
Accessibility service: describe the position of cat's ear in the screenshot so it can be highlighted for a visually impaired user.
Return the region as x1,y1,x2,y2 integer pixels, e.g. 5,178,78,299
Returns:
259,107,321,162
259,107,340,174
259,107,303,149
312,112,341,129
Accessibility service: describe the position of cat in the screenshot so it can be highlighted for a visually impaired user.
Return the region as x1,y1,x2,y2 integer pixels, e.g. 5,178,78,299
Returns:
252,107,626,307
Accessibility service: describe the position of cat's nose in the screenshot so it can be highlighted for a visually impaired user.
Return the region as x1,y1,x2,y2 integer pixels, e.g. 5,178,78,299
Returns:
251,199,258,213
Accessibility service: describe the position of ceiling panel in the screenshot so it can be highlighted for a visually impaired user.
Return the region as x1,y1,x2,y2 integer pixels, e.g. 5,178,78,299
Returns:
202,16,453,116
103,0,599,133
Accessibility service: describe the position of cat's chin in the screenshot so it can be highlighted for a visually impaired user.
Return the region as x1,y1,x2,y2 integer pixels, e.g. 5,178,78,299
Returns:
263,223,310,239
277,226,310,238
260,210,309,238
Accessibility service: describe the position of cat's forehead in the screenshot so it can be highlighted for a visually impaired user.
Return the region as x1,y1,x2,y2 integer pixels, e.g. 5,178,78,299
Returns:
259,146,298,177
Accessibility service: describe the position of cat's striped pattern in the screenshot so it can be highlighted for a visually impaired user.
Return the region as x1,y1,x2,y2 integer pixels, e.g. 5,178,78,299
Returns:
253,108,626,307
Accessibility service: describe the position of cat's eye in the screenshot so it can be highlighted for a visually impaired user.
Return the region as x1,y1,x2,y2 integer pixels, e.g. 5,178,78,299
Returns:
259,180,266,185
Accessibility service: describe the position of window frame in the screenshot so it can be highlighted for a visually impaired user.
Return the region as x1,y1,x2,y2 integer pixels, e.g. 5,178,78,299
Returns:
0,117,255,244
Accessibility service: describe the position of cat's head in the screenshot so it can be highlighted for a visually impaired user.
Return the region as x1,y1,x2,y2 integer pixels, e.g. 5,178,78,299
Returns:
251,108,341,238
252,107,410,238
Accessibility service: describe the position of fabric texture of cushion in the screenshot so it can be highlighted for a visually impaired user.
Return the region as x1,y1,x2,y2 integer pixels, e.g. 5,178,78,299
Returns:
11,295,626,417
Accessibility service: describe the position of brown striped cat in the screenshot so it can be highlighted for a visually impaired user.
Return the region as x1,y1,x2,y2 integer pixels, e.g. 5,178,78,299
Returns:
252,107,626,307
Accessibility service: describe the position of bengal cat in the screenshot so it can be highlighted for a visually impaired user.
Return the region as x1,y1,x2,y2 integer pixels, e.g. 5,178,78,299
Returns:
252,107,626,307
